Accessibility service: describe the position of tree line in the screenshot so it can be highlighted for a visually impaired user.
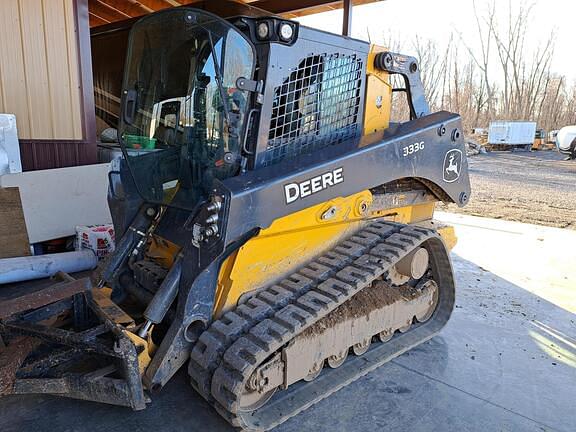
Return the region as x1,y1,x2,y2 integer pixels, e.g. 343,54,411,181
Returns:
386,0,576,133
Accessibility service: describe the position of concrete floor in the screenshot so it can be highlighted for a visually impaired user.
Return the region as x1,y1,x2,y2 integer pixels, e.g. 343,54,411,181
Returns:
1,213,575,432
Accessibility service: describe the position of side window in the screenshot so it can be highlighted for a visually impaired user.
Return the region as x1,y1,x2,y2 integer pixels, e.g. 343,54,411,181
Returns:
223,31,254,115
194,29,254,176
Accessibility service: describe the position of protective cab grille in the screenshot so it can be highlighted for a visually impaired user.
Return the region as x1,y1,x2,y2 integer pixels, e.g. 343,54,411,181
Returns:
264,53,363,166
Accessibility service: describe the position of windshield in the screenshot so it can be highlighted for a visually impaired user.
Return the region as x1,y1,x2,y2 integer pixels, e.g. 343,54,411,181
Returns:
119,9,255,209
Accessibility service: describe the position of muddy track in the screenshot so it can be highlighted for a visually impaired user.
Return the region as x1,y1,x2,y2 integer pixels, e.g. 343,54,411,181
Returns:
189,221,454,430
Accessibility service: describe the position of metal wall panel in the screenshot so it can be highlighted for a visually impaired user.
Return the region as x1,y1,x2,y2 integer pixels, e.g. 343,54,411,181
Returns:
0,0,97,170
0,0,84,141
0,0,31,137
18,140,95,171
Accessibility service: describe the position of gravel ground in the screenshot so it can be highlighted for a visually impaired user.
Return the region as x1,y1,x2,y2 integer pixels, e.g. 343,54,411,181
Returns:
439,150,576,229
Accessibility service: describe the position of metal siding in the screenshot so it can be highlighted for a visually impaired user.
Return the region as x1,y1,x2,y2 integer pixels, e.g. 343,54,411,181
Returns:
0,0,83,140
19,140,95,171
0,0,32,138
65,0,84,139
20,0,54,138
43,0,76,139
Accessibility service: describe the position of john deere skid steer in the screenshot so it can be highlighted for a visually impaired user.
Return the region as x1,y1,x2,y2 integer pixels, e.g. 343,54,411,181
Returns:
0,4,470,430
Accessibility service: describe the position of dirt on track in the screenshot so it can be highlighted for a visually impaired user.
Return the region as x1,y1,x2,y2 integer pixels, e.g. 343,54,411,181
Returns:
438,150,576,229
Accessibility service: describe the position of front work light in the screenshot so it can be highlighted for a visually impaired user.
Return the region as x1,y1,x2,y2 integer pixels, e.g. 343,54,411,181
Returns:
257,21,270,40
279,22,294,42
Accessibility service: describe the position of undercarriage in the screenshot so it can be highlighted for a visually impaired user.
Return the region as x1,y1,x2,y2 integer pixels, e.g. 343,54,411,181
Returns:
189,220,454,430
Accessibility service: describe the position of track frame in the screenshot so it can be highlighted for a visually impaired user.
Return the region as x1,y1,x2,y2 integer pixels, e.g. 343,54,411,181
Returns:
189,221,455,430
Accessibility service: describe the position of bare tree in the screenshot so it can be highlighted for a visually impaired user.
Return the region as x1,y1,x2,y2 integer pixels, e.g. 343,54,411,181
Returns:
377,1,573,132
412,35,453,109
488,1,555,121
457,0,497,116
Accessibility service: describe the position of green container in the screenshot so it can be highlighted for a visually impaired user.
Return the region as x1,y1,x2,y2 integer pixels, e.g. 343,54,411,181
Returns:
124,134,156,149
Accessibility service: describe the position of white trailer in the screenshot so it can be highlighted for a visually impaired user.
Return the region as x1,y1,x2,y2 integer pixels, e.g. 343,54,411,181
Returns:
488,121,537,150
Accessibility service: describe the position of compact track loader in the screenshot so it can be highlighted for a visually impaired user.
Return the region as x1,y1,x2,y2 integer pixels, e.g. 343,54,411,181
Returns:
0,4,470,430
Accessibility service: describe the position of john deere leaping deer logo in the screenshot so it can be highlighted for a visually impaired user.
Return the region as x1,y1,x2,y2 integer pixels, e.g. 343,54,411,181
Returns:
446,155,459,175
443,149,462,183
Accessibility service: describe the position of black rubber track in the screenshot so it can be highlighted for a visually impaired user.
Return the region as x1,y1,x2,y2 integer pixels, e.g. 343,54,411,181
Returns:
189,221,455,430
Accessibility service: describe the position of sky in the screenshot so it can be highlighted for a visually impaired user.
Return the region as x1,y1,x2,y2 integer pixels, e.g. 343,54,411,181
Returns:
297,0,576,82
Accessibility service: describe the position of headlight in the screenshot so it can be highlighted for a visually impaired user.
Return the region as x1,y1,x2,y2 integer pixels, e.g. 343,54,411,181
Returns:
278,23,294,42
256,21,270,40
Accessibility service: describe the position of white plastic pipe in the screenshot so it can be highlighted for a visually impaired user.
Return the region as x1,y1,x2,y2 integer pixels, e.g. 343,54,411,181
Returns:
0,250,98,284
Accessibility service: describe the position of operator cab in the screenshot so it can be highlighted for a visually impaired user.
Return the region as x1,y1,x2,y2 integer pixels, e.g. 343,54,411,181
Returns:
120,9,256,210
117,6,371,216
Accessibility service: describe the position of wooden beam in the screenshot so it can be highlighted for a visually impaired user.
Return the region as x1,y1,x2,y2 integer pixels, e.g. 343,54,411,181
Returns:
0,188,31,259
98,0,154,14
89,13,110,26
88,0,132,22
86,0,381,27
251,0,343,14
89,13,110,27
134,0,175,11
278,0,381,18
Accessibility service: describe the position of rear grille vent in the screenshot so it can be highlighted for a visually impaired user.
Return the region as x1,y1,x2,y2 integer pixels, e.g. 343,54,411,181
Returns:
264,53,363,166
